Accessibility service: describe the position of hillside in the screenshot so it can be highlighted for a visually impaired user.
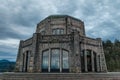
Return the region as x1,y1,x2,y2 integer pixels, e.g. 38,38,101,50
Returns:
103,39,120,72
0,60,15,72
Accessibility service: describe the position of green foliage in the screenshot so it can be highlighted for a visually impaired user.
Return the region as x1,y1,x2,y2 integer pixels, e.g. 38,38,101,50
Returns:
103,39,120,72
0,60,15,72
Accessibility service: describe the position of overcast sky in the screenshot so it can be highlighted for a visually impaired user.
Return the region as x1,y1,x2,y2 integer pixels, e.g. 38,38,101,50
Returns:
0,0,120,61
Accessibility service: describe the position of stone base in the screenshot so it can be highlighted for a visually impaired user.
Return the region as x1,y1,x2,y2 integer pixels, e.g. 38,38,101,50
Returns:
1,72,120,80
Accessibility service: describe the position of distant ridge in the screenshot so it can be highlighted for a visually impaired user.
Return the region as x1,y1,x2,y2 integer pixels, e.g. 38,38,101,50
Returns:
0,59,15,72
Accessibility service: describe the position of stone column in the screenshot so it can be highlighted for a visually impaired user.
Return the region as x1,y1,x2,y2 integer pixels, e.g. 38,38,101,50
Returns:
60,47,62,72
22,53,25,72
99,55,102,72
96,55,101,72
91,50,95,72
84,50,88,72
32,33,41,72
23,52,26,72
69,33,74,72
15,40,23,72
73,31,81,73
27,51,30,72
48,48,51,72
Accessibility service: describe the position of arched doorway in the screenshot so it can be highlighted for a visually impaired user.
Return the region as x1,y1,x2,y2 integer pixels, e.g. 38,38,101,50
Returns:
22,51,29,72
42,49,69,72
86,50,92,72
93,52,97,72
81,50,97,72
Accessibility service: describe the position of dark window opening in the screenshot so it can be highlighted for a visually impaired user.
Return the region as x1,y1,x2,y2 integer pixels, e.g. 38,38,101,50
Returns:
81,51,85,72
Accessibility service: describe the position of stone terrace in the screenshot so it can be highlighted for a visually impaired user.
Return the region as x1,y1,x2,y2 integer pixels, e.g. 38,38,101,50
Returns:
1,72,120,80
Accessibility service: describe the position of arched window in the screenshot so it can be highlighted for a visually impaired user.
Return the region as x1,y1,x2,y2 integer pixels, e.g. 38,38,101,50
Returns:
62,50,69,72
86,50,92,71
51,49,60,72
52,28,64,35
81,50,97,72
42,50,49,72
22,51,30,72
41,49,69,72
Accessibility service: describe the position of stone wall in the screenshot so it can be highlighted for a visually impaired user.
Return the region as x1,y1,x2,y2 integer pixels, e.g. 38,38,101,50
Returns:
15,15,107,73
1,72,120,80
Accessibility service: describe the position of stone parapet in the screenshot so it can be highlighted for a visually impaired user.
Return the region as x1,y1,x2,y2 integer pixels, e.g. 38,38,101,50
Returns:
1,72,120,80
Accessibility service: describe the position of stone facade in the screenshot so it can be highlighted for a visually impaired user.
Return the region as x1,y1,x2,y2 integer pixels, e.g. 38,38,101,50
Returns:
15,15,107,73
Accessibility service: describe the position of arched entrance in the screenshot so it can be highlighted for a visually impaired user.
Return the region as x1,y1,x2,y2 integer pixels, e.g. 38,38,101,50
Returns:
81,49,97,72
42,49,69,72
22,51,30,72
86,50,92,72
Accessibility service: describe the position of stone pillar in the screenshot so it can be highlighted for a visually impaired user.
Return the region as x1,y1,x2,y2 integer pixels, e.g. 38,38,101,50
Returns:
96,54,102,72
28,51,33,72
23,52,26,72
22,53,25,72
84,50,88,72
60,47,62,72
69,33,74,72
27,51,30,72
99,55,102,72
48,48,51,72
15,40,23,72
73,31,81,73
32,33,41,72
91,50,95,72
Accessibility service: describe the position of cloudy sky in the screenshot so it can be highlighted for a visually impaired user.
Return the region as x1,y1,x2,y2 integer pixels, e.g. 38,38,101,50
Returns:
0,0,120,61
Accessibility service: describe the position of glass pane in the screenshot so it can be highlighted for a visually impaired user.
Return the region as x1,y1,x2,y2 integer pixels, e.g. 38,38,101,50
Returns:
42,50,49,69
62,50,69,69
60,29,64,34
57,29,60,34
52,29,56,35
51,49,60,69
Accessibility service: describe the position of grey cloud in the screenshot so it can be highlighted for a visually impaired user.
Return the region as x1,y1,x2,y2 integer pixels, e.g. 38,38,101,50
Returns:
56,0,78,14
87,21,120,41
0,0,120,61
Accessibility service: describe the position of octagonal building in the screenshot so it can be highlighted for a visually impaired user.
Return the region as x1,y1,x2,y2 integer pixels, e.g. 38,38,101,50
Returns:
15,15,107,73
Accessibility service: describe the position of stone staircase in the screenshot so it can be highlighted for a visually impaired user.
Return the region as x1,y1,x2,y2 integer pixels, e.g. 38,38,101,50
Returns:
1,72,120,80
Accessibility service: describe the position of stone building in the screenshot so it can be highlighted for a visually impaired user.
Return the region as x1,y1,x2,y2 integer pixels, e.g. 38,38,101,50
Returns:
15,15,107,73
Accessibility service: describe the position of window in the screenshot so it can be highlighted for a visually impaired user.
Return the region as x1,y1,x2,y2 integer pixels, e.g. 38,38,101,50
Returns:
42,50,49,72
51,49,60,72
52,28,64,35
62,50,69,72
42,49,69,72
